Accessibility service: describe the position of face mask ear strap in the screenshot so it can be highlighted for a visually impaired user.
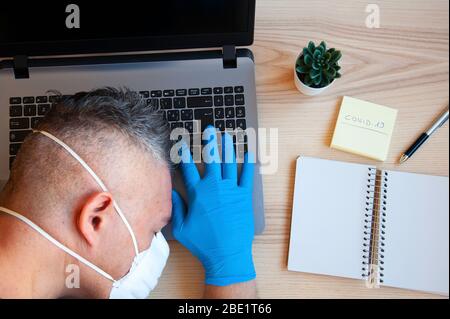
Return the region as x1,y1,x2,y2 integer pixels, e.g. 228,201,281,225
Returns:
32,130,140,256
0,206,116,282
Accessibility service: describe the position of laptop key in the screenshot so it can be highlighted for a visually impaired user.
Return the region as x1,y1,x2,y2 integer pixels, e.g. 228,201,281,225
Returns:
176,89,187,96
189,88,200,96
226,120,236,130
174,97,186,109
10,118,30,130
237,131,248,143
234,86,244,94
10,97,22,104
36,96,48,103
31,117,44,129
163,90,175,97
236,107,246,118
194,109,214,130
160,98,173,109
201,88,212,95
10,105,22,117
23,97,35,104
187,96,213,108
215,108,225,119
235,94,245,106
236,119,247,130
167,110,180,122
151,90,162,98
181,109,193,121
24,104,37,116
10,130,32,143
184,121,194,133
9,143,22,156
213,87,223,95
224,87,234,94
49,96,60,103
215,120,225,132
139,91,150,98
38,104,52,115
224,95,234,106
225,107,235,119
214,95,224,107
194,109,213,119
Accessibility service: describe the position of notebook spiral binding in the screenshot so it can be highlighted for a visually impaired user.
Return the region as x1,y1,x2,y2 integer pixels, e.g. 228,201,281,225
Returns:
378,171,389,284
362,168,387,287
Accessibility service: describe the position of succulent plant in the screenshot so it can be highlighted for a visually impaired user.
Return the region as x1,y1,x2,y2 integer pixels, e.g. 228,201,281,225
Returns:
296,41,342,88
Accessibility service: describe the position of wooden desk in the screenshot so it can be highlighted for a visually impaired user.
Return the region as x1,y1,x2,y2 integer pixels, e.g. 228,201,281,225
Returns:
152,0,449,299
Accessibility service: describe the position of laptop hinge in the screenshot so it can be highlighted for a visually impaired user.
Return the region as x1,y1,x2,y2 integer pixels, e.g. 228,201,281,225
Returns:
13,55,30,79
222,45,237,69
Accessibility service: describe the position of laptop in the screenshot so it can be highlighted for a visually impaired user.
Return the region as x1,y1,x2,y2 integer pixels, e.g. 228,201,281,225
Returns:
0,0,265,235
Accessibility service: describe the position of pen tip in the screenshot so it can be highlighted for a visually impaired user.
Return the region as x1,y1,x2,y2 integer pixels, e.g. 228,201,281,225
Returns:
400,154,409,164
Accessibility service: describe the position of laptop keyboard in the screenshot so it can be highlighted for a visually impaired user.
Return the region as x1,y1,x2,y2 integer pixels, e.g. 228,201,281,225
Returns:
8,86,248,169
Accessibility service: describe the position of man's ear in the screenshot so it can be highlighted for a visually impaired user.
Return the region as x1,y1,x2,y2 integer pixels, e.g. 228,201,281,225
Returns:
77,192,115,247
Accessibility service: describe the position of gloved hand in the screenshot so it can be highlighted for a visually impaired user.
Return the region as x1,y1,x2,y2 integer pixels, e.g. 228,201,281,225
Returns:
171,126,256,286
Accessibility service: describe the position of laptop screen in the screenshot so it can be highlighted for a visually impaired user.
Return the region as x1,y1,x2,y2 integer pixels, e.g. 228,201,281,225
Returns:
0,0,255,57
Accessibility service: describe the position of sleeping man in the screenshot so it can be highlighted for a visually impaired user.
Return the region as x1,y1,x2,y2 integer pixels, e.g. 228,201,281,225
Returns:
0,88,257,299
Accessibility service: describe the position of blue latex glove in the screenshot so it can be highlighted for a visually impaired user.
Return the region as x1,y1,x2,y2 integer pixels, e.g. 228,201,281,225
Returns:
171,126,256,286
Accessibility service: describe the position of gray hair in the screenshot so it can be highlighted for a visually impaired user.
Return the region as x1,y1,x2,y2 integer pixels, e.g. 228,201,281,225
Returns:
38,87,172,168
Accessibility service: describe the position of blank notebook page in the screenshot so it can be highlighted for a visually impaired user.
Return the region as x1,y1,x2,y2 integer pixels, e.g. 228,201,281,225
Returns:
381,170,449,295
288,157,372,280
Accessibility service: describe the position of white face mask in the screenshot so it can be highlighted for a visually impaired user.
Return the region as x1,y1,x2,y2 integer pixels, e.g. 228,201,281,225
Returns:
0,130,170,299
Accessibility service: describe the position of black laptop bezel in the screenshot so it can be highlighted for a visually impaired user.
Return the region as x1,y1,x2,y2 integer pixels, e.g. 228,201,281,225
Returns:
0,0,255,58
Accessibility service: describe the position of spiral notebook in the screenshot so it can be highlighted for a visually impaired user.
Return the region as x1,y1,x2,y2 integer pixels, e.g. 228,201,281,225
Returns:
288,157,449,296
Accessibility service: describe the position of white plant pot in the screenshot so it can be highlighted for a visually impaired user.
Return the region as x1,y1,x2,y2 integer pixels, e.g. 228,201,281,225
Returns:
294,68,333,96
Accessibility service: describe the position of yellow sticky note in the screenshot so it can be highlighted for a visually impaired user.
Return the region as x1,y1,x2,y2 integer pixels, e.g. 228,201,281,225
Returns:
331,97,398,161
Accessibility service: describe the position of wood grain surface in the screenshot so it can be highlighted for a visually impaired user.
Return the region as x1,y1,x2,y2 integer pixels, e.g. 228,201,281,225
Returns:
152,0,449,299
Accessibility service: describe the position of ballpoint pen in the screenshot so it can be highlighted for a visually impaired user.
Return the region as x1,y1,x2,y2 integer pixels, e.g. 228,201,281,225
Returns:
400,106,449,164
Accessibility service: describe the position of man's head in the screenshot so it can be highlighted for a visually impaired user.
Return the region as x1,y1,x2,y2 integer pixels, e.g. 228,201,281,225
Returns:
0,88,173,298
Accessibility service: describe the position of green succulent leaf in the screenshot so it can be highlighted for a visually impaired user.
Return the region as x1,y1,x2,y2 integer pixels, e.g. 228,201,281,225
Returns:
303,47,313,58
296,65,308,74
330,50,342,64
312,61,321,71
335,72,342,79
304,53,313,66
308,41,316,53
313,73,322,86
327,67,337,78
318,41,327,55
310,68,321,79
296,57,306,67
313,49,322,60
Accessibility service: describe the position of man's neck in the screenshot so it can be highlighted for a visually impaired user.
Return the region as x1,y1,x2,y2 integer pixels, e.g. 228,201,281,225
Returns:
0,190,112,299
0,215,70,298
0,192,71,298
